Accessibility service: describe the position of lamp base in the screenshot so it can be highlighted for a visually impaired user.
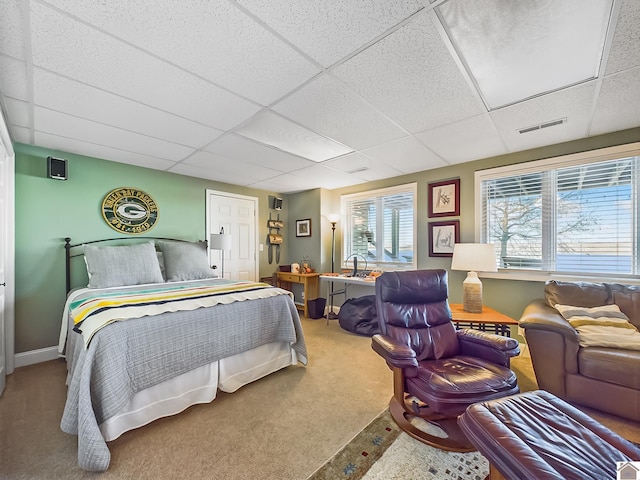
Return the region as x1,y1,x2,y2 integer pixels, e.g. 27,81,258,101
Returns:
462,271,483,313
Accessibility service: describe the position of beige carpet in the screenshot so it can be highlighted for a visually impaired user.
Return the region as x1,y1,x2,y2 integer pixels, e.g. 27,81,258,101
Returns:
1,320,638,480
0,318,393,480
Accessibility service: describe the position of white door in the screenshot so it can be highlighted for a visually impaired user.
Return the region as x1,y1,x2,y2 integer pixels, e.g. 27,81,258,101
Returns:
206,190,258,281
0,115,15,396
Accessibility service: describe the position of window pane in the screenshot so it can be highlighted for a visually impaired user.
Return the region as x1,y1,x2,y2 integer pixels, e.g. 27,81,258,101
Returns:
343,184,416,270
485,173,543,269
556,159,633,274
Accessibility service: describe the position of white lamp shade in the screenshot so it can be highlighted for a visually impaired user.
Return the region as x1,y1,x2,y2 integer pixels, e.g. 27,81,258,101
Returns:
209,233,232,250
451,243,497,272
327,213,340,224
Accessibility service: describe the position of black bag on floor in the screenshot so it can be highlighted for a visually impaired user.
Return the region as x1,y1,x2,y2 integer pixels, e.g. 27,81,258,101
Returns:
338,295,379,336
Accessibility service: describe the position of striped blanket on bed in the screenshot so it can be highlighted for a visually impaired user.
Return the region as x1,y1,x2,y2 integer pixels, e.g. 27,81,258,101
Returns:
71,280,293,347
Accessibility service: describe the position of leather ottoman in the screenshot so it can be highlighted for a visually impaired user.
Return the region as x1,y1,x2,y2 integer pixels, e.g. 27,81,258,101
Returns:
458,390,640,480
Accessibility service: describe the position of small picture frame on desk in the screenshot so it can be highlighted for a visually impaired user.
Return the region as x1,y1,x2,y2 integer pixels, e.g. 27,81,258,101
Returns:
428,220,459,257
296,219,311,237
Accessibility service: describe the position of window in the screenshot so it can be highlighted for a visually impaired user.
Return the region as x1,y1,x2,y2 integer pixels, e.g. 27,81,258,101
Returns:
342,183,416,271
476,143,640,279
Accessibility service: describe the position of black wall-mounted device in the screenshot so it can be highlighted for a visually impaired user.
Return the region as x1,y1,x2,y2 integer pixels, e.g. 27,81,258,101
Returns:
47,156,68,180
271,196,283,210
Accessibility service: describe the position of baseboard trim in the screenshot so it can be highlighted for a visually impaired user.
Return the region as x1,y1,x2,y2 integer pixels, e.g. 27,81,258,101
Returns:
14,346,60,368
519,342,530,358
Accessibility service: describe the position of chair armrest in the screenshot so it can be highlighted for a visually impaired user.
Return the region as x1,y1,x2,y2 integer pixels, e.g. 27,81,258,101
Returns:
519,299,579,342
371,334,418,369
457,329,520,367
519,298,580,389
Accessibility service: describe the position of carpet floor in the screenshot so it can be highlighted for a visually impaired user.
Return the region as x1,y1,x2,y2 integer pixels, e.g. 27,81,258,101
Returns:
1,319,638,479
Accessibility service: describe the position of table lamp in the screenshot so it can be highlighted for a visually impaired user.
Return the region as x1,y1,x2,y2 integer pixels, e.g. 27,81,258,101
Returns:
451,243,497,313
210,227,232,278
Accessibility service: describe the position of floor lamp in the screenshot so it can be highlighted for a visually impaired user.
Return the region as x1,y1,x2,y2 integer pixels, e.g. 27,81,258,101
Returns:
327,214,340,320
210,227,232,279
451,243,497,313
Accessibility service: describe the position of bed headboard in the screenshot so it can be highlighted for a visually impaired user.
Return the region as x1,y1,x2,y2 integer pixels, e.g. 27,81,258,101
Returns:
64,236,205,294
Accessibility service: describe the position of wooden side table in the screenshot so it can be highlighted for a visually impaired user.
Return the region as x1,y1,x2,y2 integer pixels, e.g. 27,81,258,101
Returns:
275,272,320,318
449,304,518,337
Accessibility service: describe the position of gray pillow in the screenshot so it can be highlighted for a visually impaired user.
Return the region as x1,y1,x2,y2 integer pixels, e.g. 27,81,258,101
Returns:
157,240,217,282
84,241,164,288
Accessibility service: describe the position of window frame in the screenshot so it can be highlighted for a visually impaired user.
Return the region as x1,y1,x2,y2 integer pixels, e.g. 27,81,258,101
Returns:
341,183,417,272
474,142,640,285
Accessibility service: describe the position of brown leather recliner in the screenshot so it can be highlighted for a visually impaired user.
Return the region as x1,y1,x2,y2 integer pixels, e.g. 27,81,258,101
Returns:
371,269,520,451
520,280,640,422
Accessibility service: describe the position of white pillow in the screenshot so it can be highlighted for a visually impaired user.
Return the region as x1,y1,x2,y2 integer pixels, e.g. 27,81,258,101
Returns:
157,240,217,282
84,241,164,288
554,304,634,329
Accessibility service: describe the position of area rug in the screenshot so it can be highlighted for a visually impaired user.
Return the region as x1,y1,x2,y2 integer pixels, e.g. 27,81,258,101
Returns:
306,409,488,480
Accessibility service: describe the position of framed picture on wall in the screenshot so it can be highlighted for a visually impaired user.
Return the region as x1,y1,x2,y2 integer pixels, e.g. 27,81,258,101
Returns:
428,178,460,217
296,219,311,237
428,220,459,257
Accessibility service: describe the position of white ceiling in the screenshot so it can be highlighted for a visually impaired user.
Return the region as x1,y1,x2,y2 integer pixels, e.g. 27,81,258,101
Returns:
1,0,639,194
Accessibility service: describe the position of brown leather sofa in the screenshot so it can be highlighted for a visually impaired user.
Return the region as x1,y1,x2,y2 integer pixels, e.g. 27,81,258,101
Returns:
520,280,640,422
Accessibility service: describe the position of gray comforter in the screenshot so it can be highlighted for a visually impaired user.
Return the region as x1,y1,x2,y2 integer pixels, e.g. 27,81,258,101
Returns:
61,289,307,471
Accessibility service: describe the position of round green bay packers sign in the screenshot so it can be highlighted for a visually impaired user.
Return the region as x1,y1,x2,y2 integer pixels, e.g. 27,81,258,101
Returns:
101,187,159,234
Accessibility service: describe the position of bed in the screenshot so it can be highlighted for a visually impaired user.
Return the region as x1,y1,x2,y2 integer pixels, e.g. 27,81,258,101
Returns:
58,237,307,472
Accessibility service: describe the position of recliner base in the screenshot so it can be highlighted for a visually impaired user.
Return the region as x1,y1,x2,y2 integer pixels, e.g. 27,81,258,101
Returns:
388,395,475,452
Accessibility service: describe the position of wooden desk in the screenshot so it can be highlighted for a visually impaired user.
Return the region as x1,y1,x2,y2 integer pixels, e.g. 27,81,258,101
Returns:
275,272,320,318
449,304,518,337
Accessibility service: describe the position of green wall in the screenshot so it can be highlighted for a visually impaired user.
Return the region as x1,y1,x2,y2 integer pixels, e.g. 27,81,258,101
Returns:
14,144,289,353
14,127,640,353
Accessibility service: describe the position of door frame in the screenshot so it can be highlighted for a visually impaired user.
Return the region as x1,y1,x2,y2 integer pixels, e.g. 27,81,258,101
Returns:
0,108,15,384
205,189,259,282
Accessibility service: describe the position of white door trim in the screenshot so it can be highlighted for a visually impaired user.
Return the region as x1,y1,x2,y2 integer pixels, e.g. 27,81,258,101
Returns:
0,109,15,386
205,189,259,281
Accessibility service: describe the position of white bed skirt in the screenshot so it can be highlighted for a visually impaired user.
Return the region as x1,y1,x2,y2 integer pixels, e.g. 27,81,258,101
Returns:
100,341,297,441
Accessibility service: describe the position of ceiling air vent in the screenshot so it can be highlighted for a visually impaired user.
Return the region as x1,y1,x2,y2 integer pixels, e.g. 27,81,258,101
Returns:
518,117,567,134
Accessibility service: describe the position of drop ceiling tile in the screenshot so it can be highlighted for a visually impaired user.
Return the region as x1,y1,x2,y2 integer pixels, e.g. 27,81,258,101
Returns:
322,152,404,181
0,55,29,100
362,136,446,174
415,114,508,164
273,74,408,150
234,110,353,162
169,163,254,186
237,0,424,67
0,0,25,59
34,131,177,170
183,150,282,182
288,163,368,190
204,133,314,172
246,176,303,194
605,0,640,75
9,125,31,144
33,69,223,149
34,107,195,161
490,82,597,152
591,67,640,135
4,97,29,127
41,0,321,105
333,12,485,133
29,3,260,130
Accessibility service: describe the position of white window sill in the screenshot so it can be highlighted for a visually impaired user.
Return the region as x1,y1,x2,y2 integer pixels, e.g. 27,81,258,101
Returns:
480,270,640,286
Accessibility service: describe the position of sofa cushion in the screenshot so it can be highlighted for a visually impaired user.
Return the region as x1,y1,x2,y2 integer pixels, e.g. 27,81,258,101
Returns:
578,347,640,390
544,280,609,309
609,284,640,329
